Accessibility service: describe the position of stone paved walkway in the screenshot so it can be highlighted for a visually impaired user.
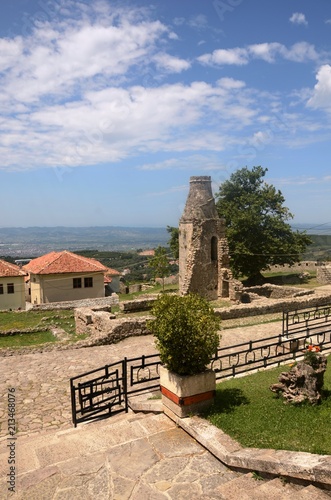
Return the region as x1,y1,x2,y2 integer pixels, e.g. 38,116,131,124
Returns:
1,320,331,499
0,413,247,499
0,321,284,438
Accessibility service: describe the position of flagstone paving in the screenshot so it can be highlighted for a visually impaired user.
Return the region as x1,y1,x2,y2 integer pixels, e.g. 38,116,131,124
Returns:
1,319,331,498
0,321,283,438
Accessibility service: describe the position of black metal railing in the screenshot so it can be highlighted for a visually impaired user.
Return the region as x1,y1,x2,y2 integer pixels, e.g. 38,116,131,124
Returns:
71,304,331,426
70,354,161,426
282,304,331,336
210,323,331,381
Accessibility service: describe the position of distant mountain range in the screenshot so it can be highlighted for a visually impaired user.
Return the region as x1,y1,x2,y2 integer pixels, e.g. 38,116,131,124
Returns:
0,224,330,258
0,226,169,257
292,223,331,235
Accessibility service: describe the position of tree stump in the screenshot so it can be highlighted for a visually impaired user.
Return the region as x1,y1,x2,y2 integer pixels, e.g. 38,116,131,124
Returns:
270,355,327,405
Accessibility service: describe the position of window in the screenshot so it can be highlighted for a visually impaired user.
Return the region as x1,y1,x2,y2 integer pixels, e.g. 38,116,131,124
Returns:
7,283,14,294
84,277,93,288
0,284,3,294
211,236,218,261
73,278,82,289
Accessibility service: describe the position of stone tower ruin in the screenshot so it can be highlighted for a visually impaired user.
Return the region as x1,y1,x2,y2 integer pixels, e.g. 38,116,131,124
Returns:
179,176,233,300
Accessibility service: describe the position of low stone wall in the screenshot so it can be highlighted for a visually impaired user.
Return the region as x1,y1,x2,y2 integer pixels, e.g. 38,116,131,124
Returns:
31,295,119,311
268,261,319,273
75,308,152,346
119,296,158,313
215,292,331,320
75,292,331,346
243,284,314,300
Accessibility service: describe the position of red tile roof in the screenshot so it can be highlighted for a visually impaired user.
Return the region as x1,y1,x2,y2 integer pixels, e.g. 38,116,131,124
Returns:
0,259,27,277
105,267,121,276
23,251,108,275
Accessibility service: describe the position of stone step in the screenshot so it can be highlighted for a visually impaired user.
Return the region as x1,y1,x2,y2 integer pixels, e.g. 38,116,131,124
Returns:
215,473,331,500
2,412,331,500
290,484,331,499
215,474,294,499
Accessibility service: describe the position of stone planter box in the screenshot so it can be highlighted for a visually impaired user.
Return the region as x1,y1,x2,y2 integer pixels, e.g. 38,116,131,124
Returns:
159,365,216,418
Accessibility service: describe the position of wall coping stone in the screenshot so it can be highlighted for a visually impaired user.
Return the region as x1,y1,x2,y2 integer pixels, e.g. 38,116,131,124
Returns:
170,414,331,487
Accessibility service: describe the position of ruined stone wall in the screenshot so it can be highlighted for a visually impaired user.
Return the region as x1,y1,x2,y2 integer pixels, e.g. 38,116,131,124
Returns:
75,308,152,345
215,293,331,320
268,261,319,273
119,296,157,313
32,296,119,311
179,219,222,300
74,292,331,347
179,176,235,301
244,284,313,299
317,266,331,284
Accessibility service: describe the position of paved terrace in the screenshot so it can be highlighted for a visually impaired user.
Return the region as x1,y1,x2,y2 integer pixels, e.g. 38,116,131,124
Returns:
1,302,331,498
0,321,281,438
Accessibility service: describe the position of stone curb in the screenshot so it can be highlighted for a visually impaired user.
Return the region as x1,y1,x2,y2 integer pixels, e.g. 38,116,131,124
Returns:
120,396,331,487
164,411,331,487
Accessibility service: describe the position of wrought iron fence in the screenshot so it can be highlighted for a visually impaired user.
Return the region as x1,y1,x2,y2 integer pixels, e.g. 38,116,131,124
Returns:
70,354,161,426
71,304,331,426
210,323,331,381
282,303,331,336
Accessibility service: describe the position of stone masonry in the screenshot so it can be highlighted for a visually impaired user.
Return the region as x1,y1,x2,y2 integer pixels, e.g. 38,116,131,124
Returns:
179,176,237,300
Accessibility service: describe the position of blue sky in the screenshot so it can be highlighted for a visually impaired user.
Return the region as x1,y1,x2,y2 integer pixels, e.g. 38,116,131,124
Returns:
1,0,331,228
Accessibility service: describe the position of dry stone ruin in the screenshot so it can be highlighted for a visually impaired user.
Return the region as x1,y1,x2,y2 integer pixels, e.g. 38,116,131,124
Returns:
179,176,240,301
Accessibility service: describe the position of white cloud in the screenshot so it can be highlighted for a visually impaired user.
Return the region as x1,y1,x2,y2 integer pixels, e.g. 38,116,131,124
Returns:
275,176,331,186
0,1,328,174
188,14,208,30
0,6,170,106
153,53,191,73
290,12,308,26
198,41,319,67
0,78,258,170
139,155,227,171
198,47,249,66
248,43,282,63
217,77,246,89
281,42,318,63
307,65,331,111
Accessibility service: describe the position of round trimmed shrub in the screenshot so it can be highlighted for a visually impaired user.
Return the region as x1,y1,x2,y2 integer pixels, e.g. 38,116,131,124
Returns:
148,294,220,376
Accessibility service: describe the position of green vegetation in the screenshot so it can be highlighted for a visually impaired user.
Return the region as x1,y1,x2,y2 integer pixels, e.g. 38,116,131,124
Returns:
148,294,220,375
0,310,77,348
77,248,178,283
118,282,178,301
261,271,319,288
0,309,74,332
167,225,179,259
215,166,312,283
203,359,331,455
301,234,331,261
0,331,56,347
148,246,171,291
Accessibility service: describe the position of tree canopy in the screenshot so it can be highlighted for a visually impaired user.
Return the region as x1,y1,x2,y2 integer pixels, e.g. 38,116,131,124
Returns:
148,246,171,290
215,166,311,282
167,226,179,259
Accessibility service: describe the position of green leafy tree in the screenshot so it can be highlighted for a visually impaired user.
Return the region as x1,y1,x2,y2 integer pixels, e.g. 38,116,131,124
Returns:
215,166,311,283
148,294,220,375
167,226,179,259
148,246,171,291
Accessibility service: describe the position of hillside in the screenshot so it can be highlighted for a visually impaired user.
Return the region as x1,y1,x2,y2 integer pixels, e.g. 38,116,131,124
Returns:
0,226,169,256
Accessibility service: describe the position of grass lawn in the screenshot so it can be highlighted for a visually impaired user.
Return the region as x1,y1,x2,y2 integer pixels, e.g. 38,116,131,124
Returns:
0,310,77,347
0,330,57,347
203,357,331,455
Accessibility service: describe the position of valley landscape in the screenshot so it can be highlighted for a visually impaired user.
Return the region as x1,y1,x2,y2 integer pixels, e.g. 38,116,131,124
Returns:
0,226,169,257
